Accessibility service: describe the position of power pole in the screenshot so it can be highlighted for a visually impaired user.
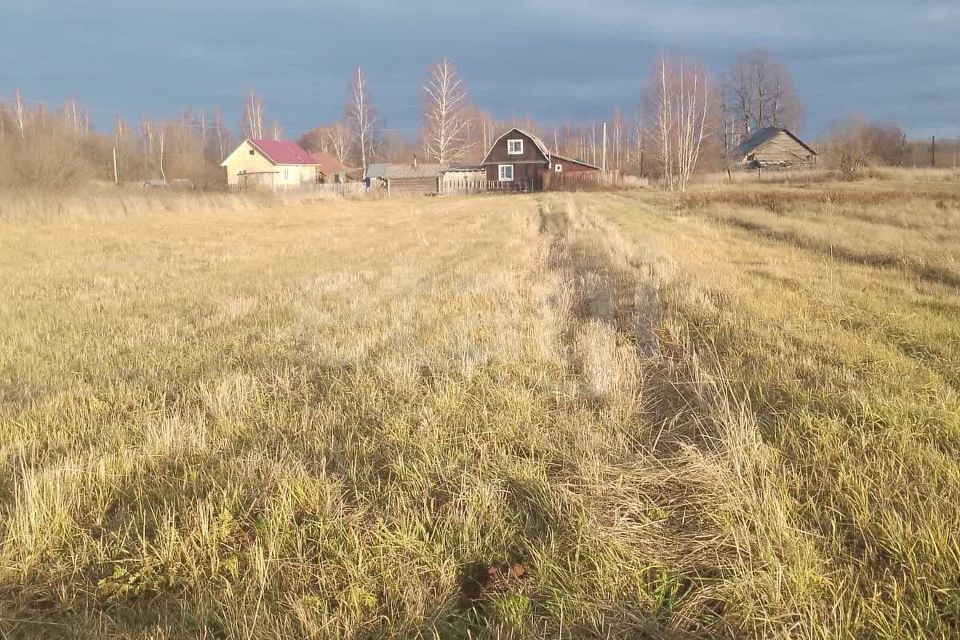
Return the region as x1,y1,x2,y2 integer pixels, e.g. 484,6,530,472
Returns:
932,136,936,167
602,121,608,172
112,147,119,185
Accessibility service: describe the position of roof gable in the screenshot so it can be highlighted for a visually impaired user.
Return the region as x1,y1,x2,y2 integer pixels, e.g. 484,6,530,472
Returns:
481,128,551,165
249,139,318,165
310,152,346,175
731,127,817,159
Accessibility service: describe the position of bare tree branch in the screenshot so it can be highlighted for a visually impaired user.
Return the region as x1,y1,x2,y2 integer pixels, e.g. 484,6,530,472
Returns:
422,58,472,164
347,66,379,171
242,89,264,140
647,54,713,191
723,49,804,143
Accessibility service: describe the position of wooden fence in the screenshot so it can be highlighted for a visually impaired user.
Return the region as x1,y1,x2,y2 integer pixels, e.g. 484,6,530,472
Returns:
441,172,621,195
439,180,539,195
276,182,368,196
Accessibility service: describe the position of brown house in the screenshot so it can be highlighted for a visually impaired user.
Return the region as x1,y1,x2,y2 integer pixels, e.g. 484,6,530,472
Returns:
731,127,817,169
481,128,600,190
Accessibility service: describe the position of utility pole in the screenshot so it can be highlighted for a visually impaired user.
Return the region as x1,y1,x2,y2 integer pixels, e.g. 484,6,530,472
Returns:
602,121,608,171
112,147,119,185
932,136,936,167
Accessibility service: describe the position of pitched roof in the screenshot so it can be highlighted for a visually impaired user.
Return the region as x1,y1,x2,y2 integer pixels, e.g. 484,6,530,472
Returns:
382,164,445,180
365,163,389,179
731,127,817,159
248,139,318,165
310,152,345,175
551,153,601,170
481,128,551,165
443,163,485,172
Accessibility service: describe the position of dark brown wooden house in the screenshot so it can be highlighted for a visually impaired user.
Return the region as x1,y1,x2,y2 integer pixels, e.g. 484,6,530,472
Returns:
731,127,817,169
481,128,600,190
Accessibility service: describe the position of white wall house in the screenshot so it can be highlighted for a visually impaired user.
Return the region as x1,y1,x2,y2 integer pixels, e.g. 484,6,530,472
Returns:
221,139,320,191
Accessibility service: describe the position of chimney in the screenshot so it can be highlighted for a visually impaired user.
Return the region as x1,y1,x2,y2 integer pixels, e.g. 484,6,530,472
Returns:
412,154,418,168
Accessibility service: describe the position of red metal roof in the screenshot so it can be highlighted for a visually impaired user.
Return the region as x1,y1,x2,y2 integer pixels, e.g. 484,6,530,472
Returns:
249,139,317,165
310,152,346,175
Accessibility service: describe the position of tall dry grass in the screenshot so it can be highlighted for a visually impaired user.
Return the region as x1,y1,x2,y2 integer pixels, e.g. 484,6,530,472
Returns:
0,193,753,638
0,180,957,638
0,188,370,221
592,177,960,638
698,166,960,186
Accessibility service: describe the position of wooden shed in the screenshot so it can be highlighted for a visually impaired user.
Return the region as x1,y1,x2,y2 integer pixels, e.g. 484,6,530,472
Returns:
380,162,443,196
731,128,817,169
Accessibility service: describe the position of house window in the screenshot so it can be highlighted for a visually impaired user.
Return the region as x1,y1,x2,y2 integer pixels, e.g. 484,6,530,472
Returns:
555,163,563,173
498,164,514,181
507,139,523,155
284,169,290,181
249,149,255,156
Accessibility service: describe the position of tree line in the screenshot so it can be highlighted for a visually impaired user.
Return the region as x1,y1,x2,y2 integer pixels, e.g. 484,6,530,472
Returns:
1,50,956,191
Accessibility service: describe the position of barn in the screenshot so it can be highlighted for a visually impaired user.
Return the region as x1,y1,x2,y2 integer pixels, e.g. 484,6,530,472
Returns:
481,128,600,191
731,128,817,169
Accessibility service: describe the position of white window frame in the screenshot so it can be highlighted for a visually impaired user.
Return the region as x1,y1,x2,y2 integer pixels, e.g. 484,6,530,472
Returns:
507,139,524,155
498,164,514,182
555,163,563,173
283,169,290,181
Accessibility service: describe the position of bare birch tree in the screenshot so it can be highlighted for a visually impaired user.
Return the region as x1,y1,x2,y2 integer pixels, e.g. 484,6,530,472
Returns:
140,116,156,157
422,58,471,163
62,98,89,135
157,124,167,182
268,120,283,141
346,66,379,171
213,108,230,161
299,123,350,162
647,54,713,191
13,89,27,140
325,122,350,162
723,49,804,142
634,110,647,177
242,88,265,139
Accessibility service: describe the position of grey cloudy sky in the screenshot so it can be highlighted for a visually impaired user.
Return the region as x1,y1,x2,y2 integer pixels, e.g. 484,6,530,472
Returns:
1,0,958,139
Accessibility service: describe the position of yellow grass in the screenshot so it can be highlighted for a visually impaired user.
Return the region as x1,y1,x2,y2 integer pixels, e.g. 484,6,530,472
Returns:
0,180,958,638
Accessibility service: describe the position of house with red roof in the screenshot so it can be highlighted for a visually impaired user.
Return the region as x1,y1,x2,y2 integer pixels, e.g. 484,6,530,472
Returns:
221,139,322,191
309,152,350,184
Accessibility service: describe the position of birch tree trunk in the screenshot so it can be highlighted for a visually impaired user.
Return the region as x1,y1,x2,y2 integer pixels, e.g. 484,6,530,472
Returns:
422,58,471,164
347,66,379,171
243,89,264,140
648,54,712,192
13,89,27,140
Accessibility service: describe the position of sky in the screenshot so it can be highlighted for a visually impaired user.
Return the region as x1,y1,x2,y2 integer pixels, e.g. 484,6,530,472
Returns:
1,0,958,140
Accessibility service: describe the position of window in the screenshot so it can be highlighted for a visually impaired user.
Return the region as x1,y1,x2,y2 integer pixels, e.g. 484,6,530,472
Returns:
284,169,290,181
249,149,256,156
498,164,514,181
555,163,563,173
507,139,523,155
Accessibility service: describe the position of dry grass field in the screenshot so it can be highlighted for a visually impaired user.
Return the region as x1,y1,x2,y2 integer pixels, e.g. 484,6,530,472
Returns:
0,178,958,638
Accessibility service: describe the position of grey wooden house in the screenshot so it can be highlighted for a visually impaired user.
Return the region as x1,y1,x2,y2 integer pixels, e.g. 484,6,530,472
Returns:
731,128,817,169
